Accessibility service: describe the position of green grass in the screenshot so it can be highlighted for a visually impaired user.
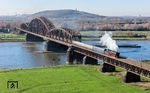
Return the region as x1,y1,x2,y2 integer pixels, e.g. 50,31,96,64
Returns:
82,37,146,41
0,33,25,41
0,65,149,93
144,61,150,64
80,31,150,36
80,31,150,40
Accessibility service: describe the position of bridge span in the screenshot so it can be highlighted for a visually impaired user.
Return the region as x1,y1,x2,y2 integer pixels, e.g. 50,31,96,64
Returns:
17,17,150,83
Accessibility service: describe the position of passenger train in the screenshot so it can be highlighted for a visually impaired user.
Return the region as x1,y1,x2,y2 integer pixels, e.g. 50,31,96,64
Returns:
72,41,120,58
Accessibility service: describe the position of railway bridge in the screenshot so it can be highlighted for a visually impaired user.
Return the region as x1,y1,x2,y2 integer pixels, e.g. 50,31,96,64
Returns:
17,17,150,83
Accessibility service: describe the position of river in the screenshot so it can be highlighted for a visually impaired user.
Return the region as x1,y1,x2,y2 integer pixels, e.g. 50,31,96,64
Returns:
0,40,150,68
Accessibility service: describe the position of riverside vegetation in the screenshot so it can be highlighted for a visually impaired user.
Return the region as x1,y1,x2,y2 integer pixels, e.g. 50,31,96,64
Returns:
81,31,150,41
0,31,150,41
0,33,25,41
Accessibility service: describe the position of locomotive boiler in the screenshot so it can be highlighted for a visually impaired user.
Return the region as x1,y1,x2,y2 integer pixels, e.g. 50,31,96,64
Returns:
72,41,120,58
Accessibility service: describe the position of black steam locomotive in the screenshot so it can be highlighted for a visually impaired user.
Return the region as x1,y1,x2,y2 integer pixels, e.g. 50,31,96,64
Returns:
104,49,120,58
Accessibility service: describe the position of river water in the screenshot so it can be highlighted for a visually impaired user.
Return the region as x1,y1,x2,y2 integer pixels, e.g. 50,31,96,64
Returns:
0,42,66,69
0,40,150,68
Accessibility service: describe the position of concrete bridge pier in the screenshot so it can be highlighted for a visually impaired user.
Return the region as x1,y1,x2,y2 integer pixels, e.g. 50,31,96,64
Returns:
123,72,141,83
26,33,44,42
82,56,98,65
73,52,84,64
66,47,74,64
45,41,68,52
101,63,116,72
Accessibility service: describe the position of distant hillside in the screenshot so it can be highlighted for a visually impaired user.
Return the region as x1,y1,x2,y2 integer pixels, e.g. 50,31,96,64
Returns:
28,9,108,29
1,9,150,21
1,9,150,31
31,9,106,19
0,10,107,30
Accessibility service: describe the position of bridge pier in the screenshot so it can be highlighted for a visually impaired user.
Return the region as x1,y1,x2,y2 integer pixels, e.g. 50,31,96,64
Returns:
101,63,116,72
82,56,98,65
66,49,98,65
123,72,141,83
66,47,74,64
72,52,84,64
45,41,68,52
26,33,44,42
66,48,85,64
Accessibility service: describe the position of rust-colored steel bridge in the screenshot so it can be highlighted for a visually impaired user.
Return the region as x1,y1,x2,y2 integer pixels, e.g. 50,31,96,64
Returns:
17,17,150,83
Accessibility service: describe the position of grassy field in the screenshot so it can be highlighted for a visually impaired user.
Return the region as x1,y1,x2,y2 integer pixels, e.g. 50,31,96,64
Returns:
0,65,149,93
0,31,149,41
82,37,146,41
81,31,150,40
80,31,150,36
0,33,25,41
143,60,150,64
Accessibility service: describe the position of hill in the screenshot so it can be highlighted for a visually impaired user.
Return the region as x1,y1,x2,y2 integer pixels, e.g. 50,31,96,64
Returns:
1,9,150,31
30,9,106,19
28,9,107,29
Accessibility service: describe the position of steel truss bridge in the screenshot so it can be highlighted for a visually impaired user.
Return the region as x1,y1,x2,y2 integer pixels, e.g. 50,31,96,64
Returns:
17,16,150,83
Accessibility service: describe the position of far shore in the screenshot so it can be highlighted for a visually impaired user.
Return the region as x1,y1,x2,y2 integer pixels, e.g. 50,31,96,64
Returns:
0,37,148,42
0,38,25,42
0,31,150,42
82,37,148,41
81,30,150,41
0,33,25,42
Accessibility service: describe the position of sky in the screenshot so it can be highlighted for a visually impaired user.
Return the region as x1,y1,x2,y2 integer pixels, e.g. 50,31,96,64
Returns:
0,0,149,16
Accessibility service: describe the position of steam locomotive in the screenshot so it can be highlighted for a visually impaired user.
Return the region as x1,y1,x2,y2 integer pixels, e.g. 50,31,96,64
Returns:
104,49,120,58
72,41,120,58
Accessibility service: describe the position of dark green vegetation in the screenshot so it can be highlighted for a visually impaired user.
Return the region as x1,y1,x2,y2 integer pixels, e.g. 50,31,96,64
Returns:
81,31,150,40
143,60,150,64
0,31,149,41
0,65,149,93
0,33,25,41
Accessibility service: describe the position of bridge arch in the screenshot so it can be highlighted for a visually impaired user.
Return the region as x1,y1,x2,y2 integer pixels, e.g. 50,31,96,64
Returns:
39,17,55,30
62,28,81,41
20,23,29,30
19,17,81,42
46,28,73,43
28,17,55,36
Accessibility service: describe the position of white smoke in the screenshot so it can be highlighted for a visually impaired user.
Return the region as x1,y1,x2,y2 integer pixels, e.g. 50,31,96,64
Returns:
100,31,118,51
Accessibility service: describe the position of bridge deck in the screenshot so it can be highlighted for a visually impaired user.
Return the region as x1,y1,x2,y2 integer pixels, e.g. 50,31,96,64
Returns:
18,28,150,78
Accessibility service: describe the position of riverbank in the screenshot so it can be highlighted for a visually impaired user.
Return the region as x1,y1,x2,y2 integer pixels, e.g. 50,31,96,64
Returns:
0,65,149,93
82,37,147,41
0,33,25,42
81,31,150,41
143,60,150,64
1,30,150,42
0,32,149,42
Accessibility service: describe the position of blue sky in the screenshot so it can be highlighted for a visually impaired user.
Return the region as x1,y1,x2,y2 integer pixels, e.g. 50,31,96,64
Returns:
0,0,149,16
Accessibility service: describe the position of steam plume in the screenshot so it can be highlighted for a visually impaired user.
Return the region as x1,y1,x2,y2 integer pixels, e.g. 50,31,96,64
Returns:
100,31,118,51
